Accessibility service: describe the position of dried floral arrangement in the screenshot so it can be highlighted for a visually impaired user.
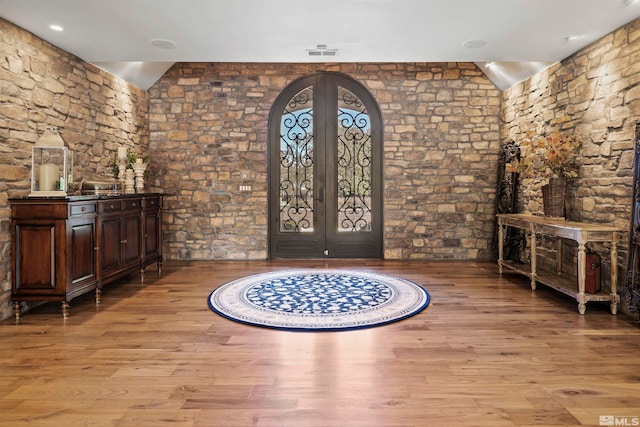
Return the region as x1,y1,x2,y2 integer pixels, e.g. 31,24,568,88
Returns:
509,129,582,181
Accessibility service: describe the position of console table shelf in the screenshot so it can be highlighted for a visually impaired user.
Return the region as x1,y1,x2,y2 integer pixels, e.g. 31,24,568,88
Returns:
497,214,621,315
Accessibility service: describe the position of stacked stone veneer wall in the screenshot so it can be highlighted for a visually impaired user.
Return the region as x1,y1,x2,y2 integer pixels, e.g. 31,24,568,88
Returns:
502,18,640,316
148,63,502,260
0,19,149,320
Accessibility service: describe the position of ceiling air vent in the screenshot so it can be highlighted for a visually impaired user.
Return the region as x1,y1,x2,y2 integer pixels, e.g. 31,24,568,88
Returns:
306,44,338,57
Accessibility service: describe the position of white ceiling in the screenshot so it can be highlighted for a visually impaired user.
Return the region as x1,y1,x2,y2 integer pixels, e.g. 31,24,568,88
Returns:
2,0,640,90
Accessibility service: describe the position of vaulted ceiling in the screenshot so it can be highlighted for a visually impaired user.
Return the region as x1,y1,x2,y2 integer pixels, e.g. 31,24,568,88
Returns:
2,0,640,90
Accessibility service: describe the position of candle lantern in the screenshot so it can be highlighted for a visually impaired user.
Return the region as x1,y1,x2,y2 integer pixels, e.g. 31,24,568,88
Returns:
29,127,73,197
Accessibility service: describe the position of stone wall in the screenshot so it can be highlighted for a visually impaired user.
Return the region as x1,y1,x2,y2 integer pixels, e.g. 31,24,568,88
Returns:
148,63,502,260
0,18,149,319
501,18,640,316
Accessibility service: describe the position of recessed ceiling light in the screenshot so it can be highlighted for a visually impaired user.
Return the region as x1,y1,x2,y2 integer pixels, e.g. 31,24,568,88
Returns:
462,39,488,49
49,24,64,32
150,38,178,50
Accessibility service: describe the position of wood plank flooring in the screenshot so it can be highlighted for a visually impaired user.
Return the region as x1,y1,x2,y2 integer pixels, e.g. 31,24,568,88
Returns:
1,260,639,427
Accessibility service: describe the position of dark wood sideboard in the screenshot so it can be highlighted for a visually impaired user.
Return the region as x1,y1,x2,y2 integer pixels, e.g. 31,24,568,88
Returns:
10,193,163,318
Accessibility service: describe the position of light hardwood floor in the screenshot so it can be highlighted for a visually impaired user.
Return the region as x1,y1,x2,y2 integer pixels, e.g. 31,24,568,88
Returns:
1,260,639,427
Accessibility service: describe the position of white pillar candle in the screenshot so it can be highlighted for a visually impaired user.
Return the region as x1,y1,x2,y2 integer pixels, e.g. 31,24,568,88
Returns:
117,146,127,161
39,163,59,191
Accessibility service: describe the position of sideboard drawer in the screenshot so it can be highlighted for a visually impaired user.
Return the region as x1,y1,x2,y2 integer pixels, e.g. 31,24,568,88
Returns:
70,202,97,217
123,199,141,211
100,200,122,213
145,197,159,209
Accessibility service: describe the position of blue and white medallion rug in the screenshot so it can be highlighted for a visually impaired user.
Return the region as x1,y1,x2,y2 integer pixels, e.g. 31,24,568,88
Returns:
208,269,430,331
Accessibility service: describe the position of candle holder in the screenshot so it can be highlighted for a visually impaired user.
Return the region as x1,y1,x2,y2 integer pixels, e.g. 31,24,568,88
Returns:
124,169,135,194
117,160,127,186
29,127,73,197
132,162,147,193
117,146,128,188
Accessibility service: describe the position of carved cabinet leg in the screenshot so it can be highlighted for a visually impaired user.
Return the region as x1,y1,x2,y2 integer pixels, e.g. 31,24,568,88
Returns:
96,286,102,304
61,301,70,319
13,301,22,319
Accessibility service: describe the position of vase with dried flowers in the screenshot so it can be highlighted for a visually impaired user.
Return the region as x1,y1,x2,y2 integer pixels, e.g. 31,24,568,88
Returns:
508,130,582,218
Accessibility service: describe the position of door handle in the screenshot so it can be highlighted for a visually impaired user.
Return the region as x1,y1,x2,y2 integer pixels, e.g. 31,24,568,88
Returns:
317,185,325,203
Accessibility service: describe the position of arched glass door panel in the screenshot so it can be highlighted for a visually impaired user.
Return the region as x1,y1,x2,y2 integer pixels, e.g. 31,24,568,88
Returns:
337,86,372,233
279,86,314,233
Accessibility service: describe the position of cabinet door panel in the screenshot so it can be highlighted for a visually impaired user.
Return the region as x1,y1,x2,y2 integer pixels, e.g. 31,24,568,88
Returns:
144,211,159,257
70,220,96,286
15,224,56,290
123,213,141,266
100,216,122,272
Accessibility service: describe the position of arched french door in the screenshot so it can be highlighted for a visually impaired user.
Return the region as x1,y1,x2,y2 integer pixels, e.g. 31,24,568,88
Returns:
268,72,383,258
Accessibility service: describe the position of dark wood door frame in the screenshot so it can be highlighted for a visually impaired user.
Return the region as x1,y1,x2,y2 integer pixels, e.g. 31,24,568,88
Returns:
268,72,384,259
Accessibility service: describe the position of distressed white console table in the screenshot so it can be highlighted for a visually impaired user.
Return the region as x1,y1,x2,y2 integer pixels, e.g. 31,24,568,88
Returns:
497,214,621,315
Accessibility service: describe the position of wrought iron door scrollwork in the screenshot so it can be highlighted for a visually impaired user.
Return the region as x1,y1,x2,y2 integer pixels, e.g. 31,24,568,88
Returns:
337,87,372,232
623,123,640,317
495,140,525,261
279,87,314,232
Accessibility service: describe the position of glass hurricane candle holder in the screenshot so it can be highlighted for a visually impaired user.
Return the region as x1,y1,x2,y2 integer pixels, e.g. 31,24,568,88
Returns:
29,127,73,197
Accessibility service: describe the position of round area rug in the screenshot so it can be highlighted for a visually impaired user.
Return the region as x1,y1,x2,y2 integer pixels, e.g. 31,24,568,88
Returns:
208,269,430,331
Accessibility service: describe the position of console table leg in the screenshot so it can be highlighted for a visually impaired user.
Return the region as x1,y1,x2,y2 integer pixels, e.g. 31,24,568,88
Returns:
577,242,587,315
578,299,587,315
498,223,504,274
610,233,619,315
530,229,537,291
